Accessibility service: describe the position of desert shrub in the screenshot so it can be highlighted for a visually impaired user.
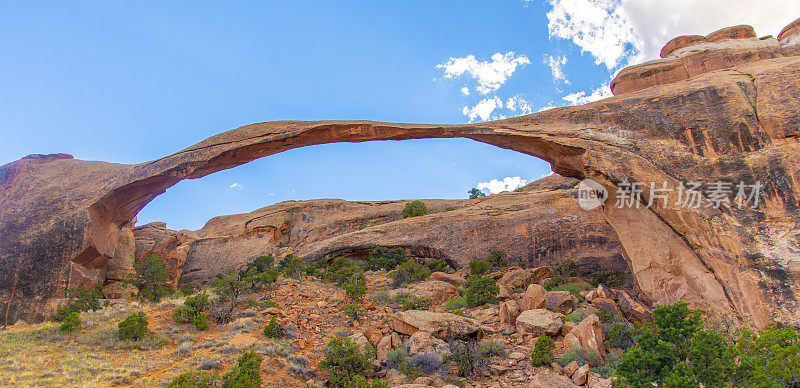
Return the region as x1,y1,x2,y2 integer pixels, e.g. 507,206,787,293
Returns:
278,254,305,279
443,295,467,313
386,348,409,370
736,324,800,387
49,286,102,322
402,200,427,218
565,307,591,324
513,187,525,192
208,272,250,324
173,292,209,324
550,282,591,297
124,255,174,302
559,347,602,367
589,270,628,287
167,371,217,388
485,247,510,268
545,259,582,289
596,305,615,323
423,258,451,273
246,254,275,273
462,276,499,307
59,312,81,334
401,296,430,311
263,316,284,338
530,335,555,366
366,247,406,271
344,278,367,301
478,339,506,357
468,188,486,199
193,312,209,331
324,257,363,287
468,258,490,276
605,321,635,350
176,283,196,296
369,290,391,305
319,335,375,388
391,259,431,287
118,312,148,341
444,338,488,377
340,303,362,321
221,351,262,388
410,351,444,375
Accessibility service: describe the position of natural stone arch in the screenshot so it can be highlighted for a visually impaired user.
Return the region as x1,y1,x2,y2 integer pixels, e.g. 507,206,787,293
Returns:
2,55,799,329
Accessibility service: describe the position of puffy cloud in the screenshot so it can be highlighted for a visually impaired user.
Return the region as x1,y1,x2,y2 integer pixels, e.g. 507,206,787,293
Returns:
461,86,470,96
438,52,531,95
543,0,800,70
506,96,533,115
462,97,503,122
229,182,243,190
543,54,569,83
562,85,613,105
477,176,528,194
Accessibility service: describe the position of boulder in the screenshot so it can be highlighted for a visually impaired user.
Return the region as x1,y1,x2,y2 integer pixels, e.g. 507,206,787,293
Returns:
778,17,800,42
362,328,383,347
500,300,521,325
561,321,576,336
591,298,622,317
348,332,374,356
595,284,616,300
376,335,392,363
546,291,578,314
564,360,579,376
588,372,612,388
405,280,459,306
228,333,257,348
660,34,706,58
563,314,606,358
515,309,564,336
429,272,466,287
523,284,547,309
705,25,756,43
388,310,481,339
498,268,534,289
572,364,590,385
616,291,652,322
407,331,451,358
530,266,552,282
528,371,578,388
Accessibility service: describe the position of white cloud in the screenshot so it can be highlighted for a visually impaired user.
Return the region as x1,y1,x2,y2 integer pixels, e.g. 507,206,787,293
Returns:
543,54,569,83
505,96,533,115
460,86,470,96
462,97,503,122
543,0,800,69
562,85,613,105
229,182,243,190
438,52,531,95
477,177,528,194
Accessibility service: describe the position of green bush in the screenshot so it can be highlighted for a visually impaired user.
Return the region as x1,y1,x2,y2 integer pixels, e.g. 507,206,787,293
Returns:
118,312,148,341
589,270,628,287
531,335,555,366
605,321,635,350
324,257,363,287
173,292,209,324
559,347,602,367
402,200,427,218
463,275,499,307
736,324,800,387
208,272,250,324
222,351,262,388
550,282,592,297
386,348,410,370
468,258,490,276
485,247,510,268
278,254,305,279
263,316,284,338
60,312,81,334
167,371,217,388
344,278,367,301
468,188,486,199
366,247,407,271
565,307,591,324
124,255,174,302
401,296,430,311
478,339,506,357
319,336,374,388
423,258,451,273
443,296,467,313
193,312,209,331
340,303,362,321
391,260,431,287
49,286,102,322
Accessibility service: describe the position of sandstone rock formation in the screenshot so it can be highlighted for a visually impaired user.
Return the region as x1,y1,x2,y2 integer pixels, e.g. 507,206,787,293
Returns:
1,19,800,331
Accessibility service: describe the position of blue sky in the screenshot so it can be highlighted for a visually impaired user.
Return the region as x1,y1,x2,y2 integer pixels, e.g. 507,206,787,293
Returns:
1,1,796,230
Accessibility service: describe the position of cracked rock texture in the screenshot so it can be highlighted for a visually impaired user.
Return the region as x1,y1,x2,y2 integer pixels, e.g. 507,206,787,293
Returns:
1,19,800,329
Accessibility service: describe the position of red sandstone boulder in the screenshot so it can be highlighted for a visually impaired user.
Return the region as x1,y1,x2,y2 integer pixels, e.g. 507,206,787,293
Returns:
515,309,564,336
778,17,800,41
617,290,652,322
429,272,466,287
660,35,706,58
706,25,756,42
546,291,578,314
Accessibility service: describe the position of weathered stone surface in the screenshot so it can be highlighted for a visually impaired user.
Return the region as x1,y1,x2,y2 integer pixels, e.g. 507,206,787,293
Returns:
524,284,547,309
348,332,373,356
530,266,552,282
500,300,521,325
376,335,392,363
2,21,800,331
404,281,459,306
515,309,564,336
572,364,590,385
228,333,257,347
407,331,451,358
564,360,579,376
778,17,800,42
498,268,534,290
706,25,756,43
588,372,612,388
563,314,606,358
592,297,622,317
546,291,578,314
617,290,653,322
388,310,480,339
429,272,466,287
660,35,706,58
528,371,578,388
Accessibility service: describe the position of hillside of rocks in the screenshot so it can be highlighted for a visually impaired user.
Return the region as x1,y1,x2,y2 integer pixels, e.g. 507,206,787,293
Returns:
2,18,800,331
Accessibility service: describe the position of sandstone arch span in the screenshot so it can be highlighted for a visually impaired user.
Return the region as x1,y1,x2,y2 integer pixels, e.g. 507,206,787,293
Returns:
3,44,800,328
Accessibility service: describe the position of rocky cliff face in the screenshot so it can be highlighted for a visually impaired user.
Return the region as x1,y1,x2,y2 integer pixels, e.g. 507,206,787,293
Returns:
133,175,631,290
1,19,799,328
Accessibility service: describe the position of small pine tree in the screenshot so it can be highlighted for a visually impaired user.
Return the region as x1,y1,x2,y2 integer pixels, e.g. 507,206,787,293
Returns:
221,351,262,388
468,188,486,199
531,335,555,366
118,311,148,341
402,200,427,218
59,312,81,334
319,336,374,388
263,316,284,338
125,255,173,302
